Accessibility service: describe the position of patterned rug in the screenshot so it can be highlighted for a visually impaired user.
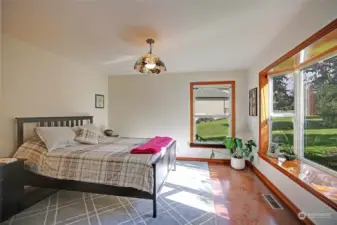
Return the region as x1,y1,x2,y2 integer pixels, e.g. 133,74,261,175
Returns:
3,161,216,225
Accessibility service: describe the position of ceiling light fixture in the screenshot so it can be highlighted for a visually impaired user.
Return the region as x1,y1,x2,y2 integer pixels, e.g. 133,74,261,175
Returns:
134,39,166,74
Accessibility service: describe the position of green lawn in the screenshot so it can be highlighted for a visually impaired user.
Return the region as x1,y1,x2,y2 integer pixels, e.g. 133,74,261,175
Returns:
196,118,229,142
195,117,337,170
271,117,337,170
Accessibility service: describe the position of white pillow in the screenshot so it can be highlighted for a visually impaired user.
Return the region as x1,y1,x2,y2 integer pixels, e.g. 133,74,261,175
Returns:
75,128,98,145
73,123,104,137
35,127,77,151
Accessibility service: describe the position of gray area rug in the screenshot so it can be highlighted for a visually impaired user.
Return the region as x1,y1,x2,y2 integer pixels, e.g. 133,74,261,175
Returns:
3,161,216,225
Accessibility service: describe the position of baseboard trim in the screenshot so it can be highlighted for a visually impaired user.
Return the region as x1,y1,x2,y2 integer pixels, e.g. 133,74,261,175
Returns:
176,157,230,164
248,163,314,225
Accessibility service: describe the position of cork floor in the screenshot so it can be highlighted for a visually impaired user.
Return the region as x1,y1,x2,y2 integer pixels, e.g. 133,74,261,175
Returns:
209,163,303,225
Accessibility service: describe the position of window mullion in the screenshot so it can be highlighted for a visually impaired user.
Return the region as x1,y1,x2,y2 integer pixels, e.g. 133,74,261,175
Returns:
194,114,231,118
297,50,306,158
270,112,295,117
268,76,274,149
293,70,301,156
228,88,232,136
298,70,305,158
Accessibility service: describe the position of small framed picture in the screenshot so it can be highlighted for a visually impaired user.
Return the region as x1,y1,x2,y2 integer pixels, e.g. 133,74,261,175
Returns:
95,94,104,108
249,87,258,116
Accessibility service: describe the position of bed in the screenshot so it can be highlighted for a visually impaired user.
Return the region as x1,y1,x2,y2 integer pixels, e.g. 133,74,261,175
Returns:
14,116,176,218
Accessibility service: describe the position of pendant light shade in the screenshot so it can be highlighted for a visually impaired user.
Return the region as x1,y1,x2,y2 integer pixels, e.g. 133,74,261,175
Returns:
134,39,166,74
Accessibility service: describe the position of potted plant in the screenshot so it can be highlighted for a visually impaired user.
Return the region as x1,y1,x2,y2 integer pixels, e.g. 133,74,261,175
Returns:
269,132,296,160
279,144,297,160
223,137,257,170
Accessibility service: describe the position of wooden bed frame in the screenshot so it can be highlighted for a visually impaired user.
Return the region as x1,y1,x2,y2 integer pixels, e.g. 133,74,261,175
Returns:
15,116,176,218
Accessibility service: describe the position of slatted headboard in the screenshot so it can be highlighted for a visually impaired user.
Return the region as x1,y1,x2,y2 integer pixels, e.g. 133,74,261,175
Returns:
15,116,93,148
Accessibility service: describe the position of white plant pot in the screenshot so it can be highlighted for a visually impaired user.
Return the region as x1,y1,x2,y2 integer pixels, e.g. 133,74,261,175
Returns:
231,156,245,170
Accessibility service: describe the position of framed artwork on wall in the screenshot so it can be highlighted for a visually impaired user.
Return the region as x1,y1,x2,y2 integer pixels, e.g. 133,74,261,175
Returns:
249,87,257,116
95,94,104,108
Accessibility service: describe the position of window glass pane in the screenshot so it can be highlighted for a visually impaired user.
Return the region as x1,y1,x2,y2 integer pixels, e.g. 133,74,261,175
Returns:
193,86,231,144
270,117,294,154
194,87,230,116
272,74,295,112
302,54,337,171
195,117,229,144
195,99,227,116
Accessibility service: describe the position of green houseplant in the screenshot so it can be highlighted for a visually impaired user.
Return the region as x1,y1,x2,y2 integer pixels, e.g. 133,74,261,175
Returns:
210,137,256,170
271,132,297,160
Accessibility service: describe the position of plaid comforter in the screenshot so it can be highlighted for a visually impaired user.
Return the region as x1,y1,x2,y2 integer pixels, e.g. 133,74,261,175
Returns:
13,137,169,194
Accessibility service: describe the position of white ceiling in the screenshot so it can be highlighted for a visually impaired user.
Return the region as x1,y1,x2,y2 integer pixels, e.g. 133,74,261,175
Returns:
3,0,306,76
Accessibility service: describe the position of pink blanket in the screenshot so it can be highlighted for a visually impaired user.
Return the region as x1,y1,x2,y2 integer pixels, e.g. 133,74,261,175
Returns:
130,136,173,154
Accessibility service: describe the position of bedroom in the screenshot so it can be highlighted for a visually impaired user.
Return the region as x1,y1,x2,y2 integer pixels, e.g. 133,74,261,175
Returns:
0,0,337,225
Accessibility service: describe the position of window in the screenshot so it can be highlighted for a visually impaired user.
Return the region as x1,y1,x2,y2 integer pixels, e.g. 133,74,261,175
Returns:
190,81,235,147
301,54,337,171
259,21,337,209
268,53,337,173
268,74,295,156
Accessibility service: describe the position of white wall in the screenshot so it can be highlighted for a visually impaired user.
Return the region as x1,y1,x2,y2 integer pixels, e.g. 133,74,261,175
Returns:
247,1,337,224
109,70,249,158
1,35,108,156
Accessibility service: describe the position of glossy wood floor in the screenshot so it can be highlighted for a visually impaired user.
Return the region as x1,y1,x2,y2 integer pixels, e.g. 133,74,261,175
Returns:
208,163,303,225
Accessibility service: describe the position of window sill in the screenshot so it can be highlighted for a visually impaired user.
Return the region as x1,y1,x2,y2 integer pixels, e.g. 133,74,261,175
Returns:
189,143,226,149
259,153,337,211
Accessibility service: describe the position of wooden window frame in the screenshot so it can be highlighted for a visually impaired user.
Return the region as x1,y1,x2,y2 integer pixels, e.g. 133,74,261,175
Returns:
258,19,337,211
189,81,236,148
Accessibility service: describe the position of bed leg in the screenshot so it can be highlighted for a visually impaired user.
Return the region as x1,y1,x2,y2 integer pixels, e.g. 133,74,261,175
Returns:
153,197,157,218
173,142,177,171
152,163,157,218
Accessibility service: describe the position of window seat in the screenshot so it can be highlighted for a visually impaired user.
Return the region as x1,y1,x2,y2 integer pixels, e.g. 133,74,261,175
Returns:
259,153,337,211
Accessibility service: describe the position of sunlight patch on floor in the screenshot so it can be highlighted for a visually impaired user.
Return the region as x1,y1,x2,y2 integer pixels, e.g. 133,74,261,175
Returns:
166,165,212,193
165,191,215,214
214,203,230,220
159,186,174,195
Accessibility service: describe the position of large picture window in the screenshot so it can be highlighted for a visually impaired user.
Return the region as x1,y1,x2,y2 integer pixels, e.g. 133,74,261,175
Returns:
268,53,337,173
190,81,235,147
259,20,337,210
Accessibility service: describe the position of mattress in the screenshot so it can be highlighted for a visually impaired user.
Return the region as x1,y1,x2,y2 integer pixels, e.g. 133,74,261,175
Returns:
13,136,173,194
